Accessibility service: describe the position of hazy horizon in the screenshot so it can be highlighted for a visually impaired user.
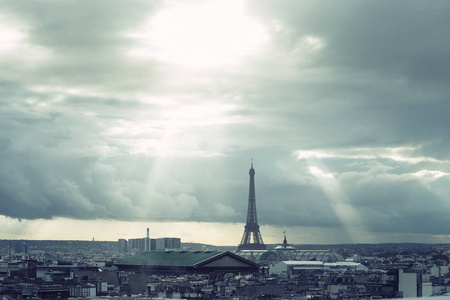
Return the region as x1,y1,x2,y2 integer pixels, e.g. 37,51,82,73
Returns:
4,237,450,247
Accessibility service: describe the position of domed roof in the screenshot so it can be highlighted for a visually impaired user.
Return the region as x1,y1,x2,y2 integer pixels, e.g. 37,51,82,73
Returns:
236,249,344,263
293,250,344,263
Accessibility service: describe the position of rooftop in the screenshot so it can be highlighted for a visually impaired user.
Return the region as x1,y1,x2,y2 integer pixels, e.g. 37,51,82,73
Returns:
118,250,225,267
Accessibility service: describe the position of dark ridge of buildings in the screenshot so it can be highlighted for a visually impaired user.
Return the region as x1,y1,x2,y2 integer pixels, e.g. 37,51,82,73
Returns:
0,240,117,256
1,240,447,253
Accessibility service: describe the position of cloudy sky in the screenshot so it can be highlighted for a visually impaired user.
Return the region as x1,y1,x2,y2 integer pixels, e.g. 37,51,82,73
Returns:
1,0,450,246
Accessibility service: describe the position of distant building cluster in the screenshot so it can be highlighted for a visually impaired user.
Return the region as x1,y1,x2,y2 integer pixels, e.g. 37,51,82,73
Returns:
117,228,181,253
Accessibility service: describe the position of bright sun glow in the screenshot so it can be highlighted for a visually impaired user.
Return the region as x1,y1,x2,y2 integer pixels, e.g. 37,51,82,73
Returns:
0,26,23,53
128,0,268,69
0,13,25,53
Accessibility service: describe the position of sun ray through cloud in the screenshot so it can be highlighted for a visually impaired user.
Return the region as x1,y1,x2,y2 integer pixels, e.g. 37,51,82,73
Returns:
299,156,370,243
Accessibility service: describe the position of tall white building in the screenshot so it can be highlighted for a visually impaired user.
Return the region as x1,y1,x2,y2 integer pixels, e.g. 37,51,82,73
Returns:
398,269,417,298
155,238,181,251
128,238,146,252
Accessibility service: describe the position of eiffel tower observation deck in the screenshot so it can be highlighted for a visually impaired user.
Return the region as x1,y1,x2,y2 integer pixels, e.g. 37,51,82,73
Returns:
238,161,266,251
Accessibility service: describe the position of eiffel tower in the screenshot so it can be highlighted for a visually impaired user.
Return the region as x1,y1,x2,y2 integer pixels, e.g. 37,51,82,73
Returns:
238,161,266,251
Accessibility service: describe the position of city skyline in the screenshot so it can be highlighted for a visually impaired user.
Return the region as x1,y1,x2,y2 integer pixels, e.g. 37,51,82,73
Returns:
1,0,450,246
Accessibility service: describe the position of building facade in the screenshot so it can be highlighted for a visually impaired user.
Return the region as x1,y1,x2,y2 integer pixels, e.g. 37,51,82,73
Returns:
155,238,181,251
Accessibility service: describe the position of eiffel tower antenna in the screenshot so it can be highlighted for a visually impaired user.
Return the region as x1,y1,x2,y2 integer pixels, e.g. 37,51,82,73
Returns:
238,160,266,251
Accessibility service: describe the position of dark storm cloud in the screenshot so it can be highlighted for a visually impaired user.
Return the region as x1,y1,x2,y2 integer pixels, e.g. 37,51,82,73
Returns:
252,0,450,84
344,170,450,235
3,0,154,49
0,86,200,221
242,0,450,153
0,83,234,223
